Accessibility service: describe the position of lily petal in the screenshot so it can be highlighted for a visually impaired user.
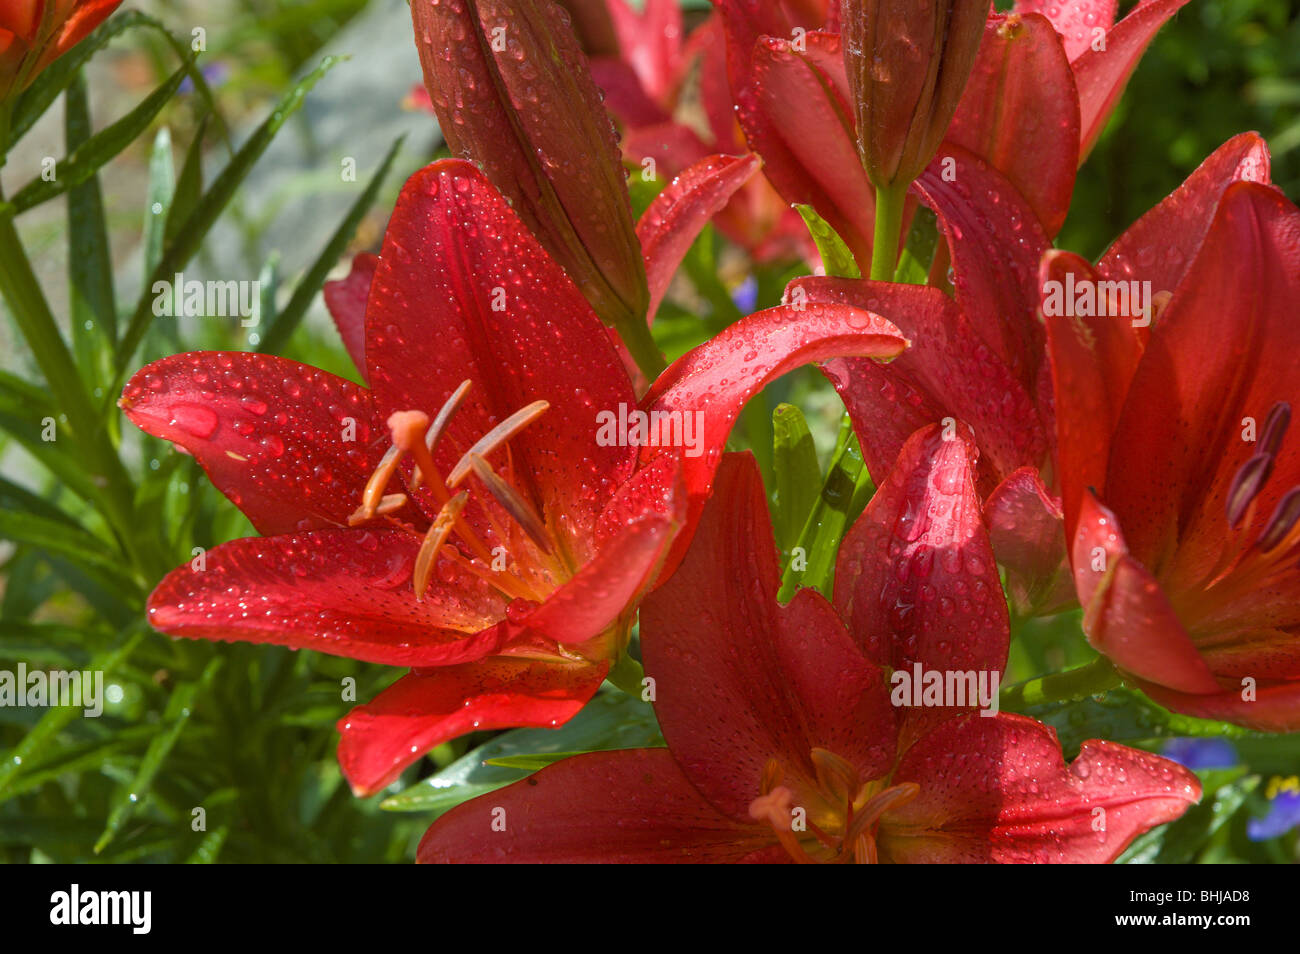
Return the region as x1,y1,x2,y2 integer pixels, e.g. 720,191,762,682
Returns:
640,454,897,821
1137,677,1300,734
638,153,762,318
640,299,907,566
915,143,1049,393
322,252,376,382
1072,0,1191,161
418,749,774,862
1103,183,1300,589
948,12,1080,236
1099,131,1272,296
146,528,511,668
985,467,1074,616
1014,0,1117,61
883,712,1200,863
739,30,875,265
1072,491,1221,694
835,424,1009,745
121,352,388,535
337,658,608,796
1041,249,1145,541
792,276,1047,488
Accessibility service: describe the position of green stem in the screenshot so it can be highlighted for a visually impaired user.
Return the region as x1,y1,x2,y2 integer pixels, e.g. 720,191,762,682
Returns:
0,205,154,578
620,313,667,383
606,651,646,697
869,182,908,282
1000,657,1122,712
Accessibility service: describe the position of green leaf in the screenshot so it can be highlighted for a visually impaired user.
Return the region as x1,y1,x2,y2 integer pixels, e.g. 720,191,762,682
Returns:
256,135,404,355
166,115,209,247
10,64,190,214
1025,687,1265,759
143,128,177,281
114,55,346,378
0,510,136,588
64,71,118,378
777,415,873,602
0,628,145,800
380,690,663,814
94,657,222,853
9,10,228,149
893,206,940,285
185,826,229,864
771,403,822,553
795,204,860,279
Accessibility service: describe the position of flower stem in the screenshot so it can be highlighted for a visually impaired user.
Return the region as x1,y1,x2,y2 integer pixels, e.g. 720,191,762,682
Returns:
606,651,646,698
620,315,667,384
1000,657,1123,712
869,182,908,282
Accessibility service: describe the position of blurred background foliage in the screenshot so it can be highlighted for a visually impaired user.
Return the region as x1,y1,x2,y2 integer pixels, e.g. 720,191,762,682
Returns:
0,0,1296,864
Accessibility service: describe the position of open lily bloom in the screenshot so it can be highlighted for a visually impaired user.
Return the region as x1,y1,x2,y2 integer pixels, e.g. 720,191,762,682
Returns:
419,433,1198,863
121,159,907,797
1046,135,1300,731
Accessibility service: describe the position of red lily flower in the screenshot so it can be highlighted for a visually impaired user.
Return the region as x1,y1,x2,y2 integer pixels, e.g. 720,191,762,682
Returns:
1046,134,1300,731
717,0,1187,251
0,0,121,101
578,2,810,263
121,159,907,797
785,139,1075,615
408,0,780,368
419,432,1198,863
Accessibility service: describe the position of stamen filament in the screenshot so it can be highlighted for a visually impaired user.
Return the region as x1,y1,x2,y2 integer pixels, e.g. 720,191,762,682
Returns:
468,453,555,555
414,493,468,599
447,401,550,488
412,379,473,493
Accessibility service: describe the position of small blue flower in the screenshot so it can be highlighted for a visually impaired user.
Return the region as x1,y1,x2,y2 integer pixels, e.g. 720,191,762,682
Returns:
1248,779,1300,842
731,275,758,315
1161,737,1238,770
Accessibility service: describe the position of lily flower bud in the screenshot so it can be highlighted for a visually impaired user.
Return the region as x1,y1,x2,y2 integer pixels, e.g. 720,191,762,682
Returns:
843,0,987,190
411,0,649,336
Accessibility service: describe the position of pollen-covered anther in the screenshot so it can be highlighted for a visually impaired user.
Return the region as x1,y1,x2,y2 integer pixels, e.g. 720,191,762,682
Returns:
1257,487,1300,554
413,492,469,599
448,400,550,488
467,453,554,555
1226,401,1292,530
